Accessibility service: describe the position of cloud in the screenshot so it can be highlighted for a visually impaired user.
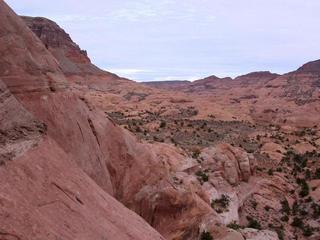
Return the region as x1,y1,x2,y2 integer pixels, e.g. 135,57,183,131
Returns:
151,75,201,81
105,68,151,75
104,68,152,79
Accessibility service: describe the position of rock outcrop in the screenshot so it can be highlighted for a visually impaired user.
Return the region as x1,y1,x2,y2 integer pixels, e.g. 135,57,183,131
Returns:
21,16,111,77
200,144,256,185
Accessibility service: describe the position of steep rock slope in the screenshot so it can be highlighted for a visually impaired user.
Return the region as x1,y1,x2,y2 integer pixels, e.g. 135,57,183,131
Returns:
0,78,164,239
0,1,166,239
0,137,164,240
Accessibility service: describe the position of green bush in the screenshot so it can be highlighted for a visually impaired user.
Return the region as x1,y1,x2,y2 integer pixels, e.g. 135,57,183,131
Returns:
264,205,271,211
280,200,291,215
298,179,309,197
195,170,209,183
192,149,201,159
312,203,320,218
275,228,285,240
251,200,258,210
315,168,320,179
200,231,213,240
227,221,242,230
246,216,261,230
211,194,230,212
280,215,289,222
159,121,166,128
291,217,303,229
292,201,299,215
303,225,314,237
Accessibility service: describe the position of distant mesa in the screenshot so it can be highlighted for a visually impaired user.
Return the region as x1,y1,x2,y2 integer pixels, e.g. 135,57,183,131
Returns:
296,59,320,73
235,71,280,80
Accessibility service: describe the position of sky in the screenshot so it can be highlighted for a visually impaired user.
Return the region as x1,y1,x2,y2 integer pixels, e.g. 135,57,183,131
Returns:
6,0,320,81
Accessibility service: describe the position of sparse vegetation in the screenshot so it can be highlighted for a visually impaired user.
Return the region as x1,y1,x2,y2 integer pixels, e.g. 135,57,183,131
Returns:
264,205,271,211
159,120,166,128
275,228,285,240
297,178,309,197
251,200,258,210
280,200,290,215
246,216,261,230
303,225,314,237
227,221,242,230
211,194,230,213
192,149,201,159
200,231,213,240
280,215,289,222
291,217,303,228
195,170,209,184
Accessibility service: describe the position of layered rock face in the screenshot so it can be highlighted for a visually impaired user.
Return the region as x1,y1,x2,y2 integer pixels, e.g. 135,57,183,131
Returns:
22,16,102,76
0,79,45,165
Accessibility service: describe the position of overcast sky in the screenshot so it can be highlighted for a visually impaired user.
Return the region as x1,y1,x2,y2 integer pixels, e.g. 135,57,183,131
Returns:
6,0,320,81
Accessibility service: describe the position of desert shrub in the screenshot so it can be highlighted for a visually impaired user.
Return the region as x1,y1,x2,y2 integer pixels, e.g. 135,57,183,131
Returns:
292,201,298,215
159,121,166,128
201,122,207,129
305,169,311,179
311,203,320,218
211,194,230,212
192,149,201,159
227,221,242,230
280,215,289,222
275,228,285,240
291,217,303,229
200,231,213,240
280,200,291,215
195,170,209,183
305,196,312,203
315,168,320,179
293,153,307,168
246,216,261,230
264,205,271,211
303,225,314,237
299,208,308,216
298,179,309,197
251,200,258,210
